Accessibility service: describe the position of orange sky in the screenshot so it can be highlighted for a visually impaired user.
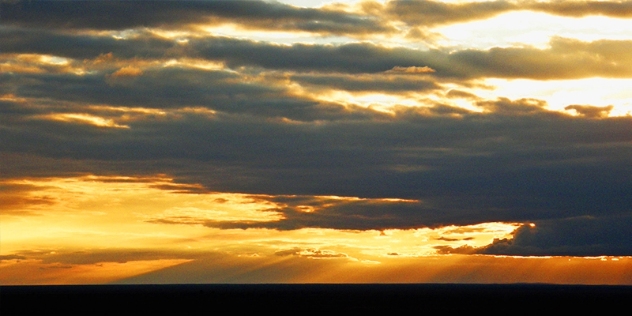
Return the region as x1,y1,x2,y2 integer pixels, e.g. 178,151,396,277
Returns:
1,176,630,284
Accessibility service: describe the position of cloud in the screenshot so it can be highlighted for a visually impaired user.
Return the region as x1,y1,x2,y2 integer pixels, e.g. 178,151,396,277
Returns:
528,1,632,18
386,66,436,74
0,181,57,214
434,245,477,255
478,216,632,256
110,66,143,78
565,105,614,118
0,254,27,261
3,96,631,233
5,0,632,43
275,247,348,259
6,25,632,80
381,0,516,27
446,90,480,100
379,0,632,28
290,73,440,92
192,36,632,79
0,0,390,36
0,27,177,60
150,195,432,231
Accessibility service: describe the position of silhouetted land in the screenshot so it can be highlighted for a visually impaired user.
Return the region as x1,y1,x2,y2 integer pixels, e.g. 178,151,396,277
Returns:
2,284,630,314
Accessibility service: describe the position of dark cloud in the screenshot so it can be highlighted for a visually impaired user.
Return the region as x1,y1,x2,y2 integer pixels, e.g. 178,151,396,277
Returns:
381,0,515,26
193,36,632,79
192,38,431,74
434,245,477,255
0,0,390,35
0,181,58,214
3,98,631,233
436,237,459,242
0,27,177,60
5,0,632,41
2,66,379,122
149,195,429,231
200,198,431,231
478,216,632,256
528,1,632,18
290,73,440,92
379,0,632,28
5,25,632,80
446,90,480,99
0,254,27,261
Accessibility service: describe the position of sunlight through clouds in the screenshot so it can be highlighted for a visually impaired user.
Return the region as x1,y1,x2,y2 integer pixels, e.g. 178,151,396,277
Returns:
2,0,631,285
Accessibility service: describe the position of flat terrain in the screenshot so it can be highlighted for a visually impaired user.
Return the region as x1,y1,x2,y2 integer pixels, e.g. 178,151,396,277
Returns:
2,284,630,314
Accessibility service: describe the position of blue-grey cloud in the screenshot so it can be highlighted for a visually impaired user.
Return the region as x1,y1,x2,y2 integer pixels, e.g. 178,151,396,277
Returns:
478,216,632,256
6,104,626,237
1,0,390,35
5,26,632,79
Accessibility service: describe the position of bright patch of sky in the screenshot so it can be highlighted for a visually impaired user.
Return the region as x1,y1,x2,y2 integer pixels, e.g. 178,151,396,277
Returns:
481,78,632,116
436,11,632,50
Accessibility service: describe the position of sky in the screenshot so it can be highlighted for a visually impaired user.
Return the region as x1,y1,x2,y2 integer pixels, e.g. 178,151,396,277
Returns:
1,0,631,285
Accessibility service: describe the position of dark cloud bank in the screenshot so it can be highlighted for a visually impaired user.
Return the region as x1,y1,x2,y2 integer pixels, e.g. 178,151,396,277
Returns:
1,0,631,257
5,26,632,79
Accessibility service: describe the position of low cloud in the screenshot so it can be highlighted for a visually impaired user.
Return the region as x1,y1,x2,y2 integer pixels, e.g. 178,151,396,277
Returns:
0,254,27,261
387,66,436,74
478,216,632,256
565,105,614,118
110,66,143,78
434,245,477,255
275,247,348,259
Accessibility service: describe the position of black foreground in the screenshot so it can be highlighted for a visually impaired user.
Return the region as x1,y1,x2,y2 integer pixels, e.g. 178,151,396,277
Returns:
2,284,630,314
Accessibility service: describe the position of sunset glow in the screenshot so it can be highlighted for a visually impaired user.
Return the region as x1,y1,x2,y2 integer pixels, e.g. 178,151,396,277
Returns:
1,0,631,285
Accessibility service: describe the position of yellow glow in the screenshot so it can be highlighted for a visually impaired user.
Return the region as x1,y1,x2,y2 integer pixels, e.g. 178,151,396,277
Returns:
0,259,191,285
38,55,70,65
201,24,316,42
308,89,421,113
198,24,359,46
147,29,193,41
0,93,27,102
2,175,630,285
111,66,143,78
436,11,632,49
84,105,167,116
0,54,87,75
482,78,632,117
0,62,44,74
38,113,131,128
163,58,227,71
1,175,514,257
